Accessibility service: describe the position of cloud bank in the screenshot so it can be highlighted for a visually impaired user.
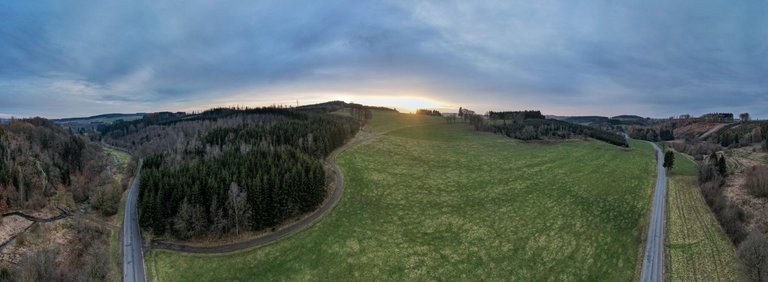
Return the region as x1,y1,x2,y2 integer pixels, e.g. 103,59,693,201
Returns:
1,0,767,118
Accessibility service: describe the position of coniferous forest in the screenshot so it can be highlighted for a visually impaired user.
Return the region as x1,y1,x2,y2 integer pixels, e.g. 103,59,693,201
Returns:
101,107,360,239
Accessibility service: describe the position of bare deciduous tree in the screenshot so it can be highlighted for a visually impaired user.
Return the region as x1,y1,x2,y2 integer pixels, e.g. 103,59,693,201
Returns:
737,232,768,282
746,165,768,198
20,247,58,282
740,112,751,122
173,198,193,239
226,182,251,236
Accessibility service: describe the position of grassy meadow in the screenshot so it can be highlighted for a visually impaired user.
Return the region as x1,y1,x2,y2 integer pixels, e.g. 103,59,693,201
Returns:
665,151,741,281
146,112,657,281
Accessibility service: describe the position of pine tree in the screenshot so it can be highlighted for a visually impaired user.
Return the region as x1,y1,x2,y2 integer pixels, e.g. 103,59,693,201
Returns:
718,155,727,176
663,151,675,173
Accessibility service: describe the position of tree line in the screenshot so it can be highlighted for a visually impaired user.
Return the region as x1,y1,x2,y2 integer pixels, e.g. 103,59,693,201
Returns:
697,153,747,244
626,126,674,142
485,118,628,147
416,109,442,116
487,110,545,121
132,107,360,239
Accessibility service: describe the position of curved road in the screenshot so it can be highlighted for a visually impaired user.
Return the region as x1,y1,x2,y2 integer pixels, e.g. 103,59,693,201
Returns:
150,124,437,254
640,142,666,282
151,138,353,253
123,159,145,282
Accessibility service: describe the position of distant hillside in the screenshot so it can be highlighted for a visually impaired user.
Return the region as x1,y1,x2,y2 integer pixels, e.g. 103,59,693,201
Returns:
611,115,650,125
549,115,652,126
297,100,398,113
52,113,145,123
563,116,610,125
52,113,145,133
611,115,644,120
712,120,768,147
465,111,627,147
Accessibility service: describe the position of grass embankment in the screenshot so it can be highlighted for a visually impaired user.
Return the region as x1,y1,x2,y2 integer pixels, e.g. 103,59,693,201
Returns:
103,147,133,282
665,151,740,281
146,112,655,281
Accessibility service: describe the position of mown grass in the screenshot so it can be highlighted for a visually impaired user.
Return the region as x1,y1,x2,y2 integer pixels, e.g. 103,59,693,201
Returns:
146,113,656,281
665,151,741,281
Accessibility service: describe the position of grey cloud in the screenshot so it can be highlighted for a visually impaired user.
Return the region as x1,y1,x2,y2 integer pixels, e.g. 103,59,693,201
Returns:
1,0,767,118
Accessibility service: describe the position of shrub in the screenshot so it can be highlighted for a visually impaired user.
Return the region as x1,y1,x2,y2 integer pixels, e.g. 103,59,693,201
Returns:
19,247,59,282
0,267,15,282
77,243,110,281
90,182,120,216
698,162,747,244
745,165,768,198
698,163,722,185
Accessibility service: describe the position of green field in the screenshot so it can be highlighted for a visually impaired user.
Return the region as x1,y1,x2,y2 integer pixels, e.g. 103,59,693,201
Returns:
335,109,445,133
665,151,741,281
146,112,656,281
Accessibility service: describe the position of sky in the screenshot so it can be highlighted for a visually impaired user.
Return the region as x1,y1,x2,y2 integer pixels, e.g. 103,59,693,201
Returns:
1,1,767,118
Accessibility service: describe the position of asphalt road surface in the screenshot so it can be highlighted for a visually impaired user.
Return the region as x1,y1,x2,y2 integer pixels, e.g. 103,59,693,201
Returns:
123,159,145,282
640,142,666,282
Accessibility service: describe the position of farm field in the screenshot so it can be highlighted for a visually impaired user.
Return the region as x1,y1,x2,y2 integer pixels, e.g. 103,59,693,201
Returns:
665,151,741,281
145,112,656,281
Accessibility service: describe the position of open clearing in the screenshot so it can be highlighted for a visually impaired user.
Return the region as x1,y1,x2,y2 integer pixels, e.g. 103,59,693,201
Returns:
146,113,655,281
664,151,740,281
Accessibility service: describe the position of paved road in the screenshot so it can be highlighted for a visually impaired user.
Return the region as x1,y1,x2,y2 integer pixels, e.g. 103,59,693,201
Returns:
123,159,145,282
640,142,666,282
151,142,350,253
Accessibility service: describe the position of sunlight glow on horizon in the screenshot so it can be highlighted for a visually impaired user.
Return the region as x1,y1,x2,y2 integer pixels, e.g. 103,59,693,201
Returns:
336,95,451,113
170,92,455,117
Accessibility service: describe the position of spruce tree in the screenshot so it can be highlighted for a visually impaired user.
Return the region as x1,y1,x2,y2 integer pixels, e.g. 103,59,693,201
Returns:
718,155,727,176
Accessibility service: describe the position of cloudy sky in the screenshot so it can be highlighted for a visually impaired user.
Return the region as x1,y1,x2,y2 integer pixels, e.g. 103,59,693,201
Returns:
1,1,767,118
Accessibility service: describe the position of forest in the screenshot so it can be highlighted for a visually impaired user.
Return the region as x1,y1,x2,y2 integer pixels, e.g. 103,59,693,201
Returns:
0,118,109,211
464,113,628,147
715,121,768,148
626,126,675,142
119,107,361,239
492,119,628,146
